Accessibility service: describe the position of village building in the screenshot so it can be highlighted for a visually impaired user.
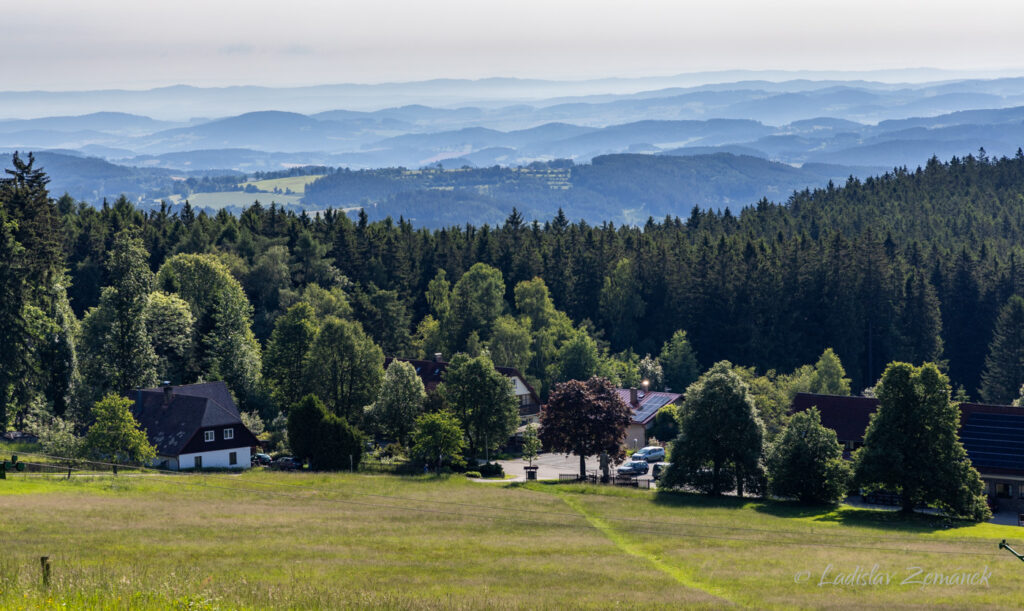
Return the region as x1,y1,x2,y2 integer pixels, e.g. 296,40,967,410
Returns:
791,392,1024,511
132,381,260,471
616,386,682,448
385,354,542,428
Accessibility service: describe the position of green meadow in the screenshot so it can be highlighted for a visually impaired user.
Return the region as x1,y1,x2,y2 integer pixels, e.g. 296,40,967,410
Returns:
240,175,326,194
1,471,1022,609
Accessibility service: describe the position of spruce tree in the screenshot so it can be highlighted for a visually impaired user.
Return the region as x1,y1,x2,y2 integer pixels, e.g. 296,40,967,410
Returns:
980,296,1024,404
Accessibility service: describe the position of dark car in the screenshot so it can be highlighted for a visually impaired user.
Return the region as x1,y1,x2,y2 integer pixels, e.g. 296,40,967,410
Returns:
616,459,650,476
251,453,273,466
272,456,303,471
652,462,671,479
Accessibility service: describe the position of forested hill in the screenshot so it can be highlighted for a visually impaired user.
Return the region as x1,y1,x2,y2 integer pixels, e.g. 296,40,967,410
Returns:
301,153,878,225
6,151,1024,428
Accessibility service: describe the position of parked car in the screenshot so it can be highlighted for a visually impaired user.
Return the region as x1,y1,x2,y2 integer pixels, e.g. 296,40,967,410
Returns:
651,462,671,479
251,453,273,466
271,456,303,471
616,459,650,476
632,446,666,462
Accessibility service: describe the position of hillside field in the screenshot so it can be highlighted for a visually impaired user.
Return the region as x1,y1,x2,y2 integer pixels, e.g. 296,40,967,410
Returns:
240,174,326,194
1,472,1023,609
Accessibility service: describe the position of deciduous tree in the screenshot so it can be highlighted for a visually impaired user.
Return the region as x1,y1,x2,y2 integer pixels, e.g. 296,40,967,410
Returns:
440,352,517,458
855,362,989,520
663,362,764,497
81,394,156,465
303,317,384,424
766,407,850,504
264,302,319,409
410,410,466,472
369,359,427,447
540,376,632,479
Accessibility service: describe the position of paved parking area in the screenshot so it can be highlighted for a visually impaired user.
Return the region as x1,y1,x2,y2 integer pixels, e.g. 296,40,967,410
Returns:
495,452,603,481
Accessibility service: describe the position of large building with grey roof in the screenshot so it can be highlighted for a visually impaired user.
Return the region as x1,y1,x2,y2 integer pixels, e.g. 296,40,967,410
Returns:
132,381,260,471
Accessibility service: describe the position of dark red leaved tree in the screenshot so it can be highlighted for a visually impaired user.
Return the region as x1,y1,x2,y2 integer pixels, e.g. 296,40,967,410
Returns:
540,376,631,479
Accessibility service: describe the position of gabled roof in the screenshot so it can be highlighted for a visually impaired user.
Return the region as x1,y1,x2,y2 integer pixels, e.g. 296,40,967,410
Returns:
616,389,682,425
132,382,252,456
790,392,1024,477
384,356,541,405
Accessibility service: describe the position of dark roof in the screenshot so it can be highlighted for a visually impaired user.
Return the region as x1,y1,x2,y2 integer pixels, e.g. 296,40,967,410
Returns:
384,357,541,405
959,403,1024,476
791,393,1024,477
131,382,254,456
790,393,878,443
615,389,683,425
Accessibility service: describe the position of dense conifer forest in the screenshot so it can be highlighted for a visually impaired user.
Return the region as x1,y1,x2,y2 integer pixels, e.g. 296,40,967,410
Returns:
5,149,1024,434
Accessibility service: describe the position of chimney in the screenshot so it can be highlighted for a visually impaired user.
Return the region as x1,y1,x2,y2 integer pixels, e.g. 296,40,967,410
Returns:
162,381,173,405
434,352,443,363
630,387,638,406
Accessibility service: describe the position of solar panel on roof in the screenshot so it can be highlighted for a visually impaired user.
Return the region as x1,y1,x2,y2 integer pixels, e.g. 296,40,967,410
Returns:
961,412,1024,470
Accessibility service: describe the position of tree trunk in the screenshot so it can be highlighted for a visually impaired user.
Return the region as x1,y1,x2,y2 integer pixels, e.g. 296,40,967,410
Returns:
736,465,745,498
579,454,586,480
711,462,720,496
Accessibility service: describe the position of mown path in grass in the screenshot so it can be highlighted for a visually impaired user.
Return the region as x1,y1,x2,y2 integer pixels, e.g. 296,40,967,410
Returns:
555,490,737,606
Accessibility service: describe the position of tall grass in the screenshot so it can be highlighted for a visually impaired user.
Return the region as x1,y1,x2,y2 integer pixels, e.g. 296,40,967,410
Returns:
1,472,1022,608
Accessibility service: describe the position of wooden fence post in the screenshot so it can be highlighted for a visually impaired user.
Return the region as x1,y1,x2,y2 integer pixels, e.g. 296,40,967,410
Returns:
40,556,51,587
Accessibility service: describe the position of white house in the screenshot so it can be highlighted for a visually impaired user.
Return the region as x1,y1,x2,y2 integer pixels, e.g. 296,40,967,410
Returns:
132,381,260,470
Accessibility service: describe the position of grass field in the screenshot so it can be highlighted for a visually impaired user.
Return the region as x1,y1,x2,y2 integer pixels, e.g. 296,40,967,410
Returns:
2,471,1023,609
240,175,326,195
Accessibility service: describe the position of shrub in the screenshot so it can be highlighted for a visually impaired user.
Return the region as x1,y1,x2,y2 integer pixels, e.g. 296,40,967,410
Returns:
478,462,504,478
465,471,482,479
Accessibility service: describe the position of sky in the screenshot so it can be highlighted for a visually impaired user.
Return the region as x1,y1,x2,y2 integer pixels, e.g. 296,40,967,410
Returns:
7,0,1024,90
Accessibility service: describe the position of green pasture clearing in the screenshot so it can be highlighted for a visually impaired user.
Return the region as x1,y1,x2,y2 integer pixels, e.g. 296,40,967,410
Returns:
1,472,1022,609
240,175,325,194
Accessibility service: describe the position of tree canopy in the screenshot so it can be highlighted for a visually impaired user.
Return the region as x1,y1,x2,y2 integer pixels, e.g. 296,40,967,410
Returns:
440,352,518,458
766,407,850,504
663,362,764,497
81,394,156,465
540,376,632,479
854,362,989,520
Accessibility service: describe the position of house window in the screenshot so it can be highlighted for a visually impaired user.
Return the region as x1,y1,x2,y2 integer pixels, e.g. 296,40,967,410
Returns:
996,483,1013,498
223,428,234,441
229,452,237,466
194,456,202,469
204,430,215,442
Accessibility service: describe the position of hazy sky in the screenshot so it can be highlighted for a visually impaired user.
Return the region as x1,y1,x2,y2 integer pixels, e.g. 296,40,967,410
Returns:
7,0,1024,90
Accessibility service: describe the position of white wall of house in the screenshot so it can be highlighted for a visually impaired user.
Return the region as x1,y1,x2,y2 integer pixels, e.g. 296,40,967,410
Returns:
510,376,534,401
178,447,251,470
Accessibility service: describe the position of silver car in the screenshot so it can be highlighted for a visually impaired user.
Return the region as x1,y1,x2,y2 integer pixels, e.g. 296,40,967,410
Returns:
632,446,666,462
